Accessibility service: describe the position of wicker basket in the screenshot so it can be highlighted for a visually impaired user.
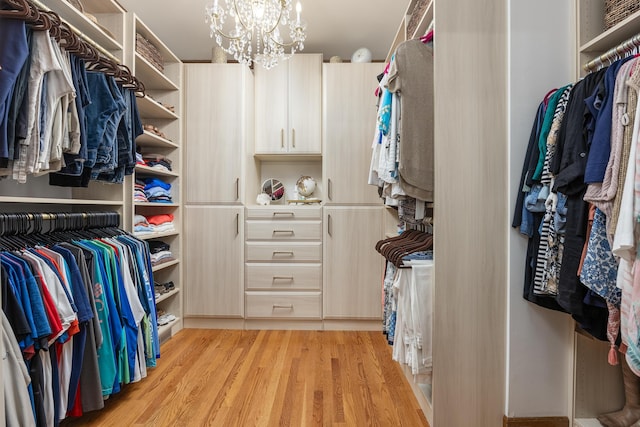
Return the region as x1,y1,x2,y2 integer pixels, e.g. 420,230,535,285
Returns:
136,33,165,73
604,0,640,30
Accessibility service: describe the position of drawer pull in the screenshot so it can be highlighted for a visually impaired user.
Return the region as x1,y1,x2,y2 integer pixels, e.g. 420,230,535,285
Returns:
273,212,295,217
272,251,295,257
273,304,294,310
273,229,294,235
273,276,294,282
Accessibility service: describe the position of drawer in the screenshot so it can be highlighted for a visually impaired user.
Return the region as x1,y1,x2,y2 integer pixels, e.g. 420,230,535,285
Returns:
246,206,321,220
246,220,321,240
245,263,322,290
245,291,322,319
245,242,322,262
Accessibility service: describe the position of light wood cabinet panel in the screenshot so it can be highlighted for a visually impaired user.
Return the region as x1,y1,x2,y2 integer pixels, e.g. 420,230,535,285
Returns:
245,220,321,240
245,241,322,262
245,263,321,290
184,206,244,317
254,54,322,154
323,206,384,319
323,63,381,204
246,205,321,220
245,291,322,319
184,64,251,203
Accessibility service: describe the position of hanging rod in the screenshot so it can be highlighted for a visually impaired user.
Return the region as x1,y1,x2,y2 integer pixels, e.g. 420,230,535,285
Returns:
0,211,121,236
28,0,120,63
584,33,640,72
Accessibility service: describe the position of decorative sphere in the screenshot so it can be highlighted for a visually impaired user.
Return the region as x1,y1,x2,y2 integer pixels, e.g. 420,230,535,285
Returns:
296,176,316,197
351,47,372,63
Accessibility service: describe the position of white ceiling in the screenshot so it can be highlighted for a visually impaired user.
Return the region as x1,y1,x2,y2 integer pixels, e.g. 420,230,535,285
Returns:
117,0,410,62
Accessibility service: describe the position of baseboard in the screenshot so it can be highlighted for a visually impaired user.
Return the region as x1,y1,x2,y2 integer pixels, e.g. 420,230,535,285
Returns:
503,415,569,427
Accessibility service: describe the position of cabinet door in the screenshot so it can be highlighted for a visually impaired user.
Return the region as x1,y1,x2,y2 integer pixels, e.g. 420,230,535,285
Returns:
288,54,322,154
323,206,384,319
254,62,288,153
184,206,244,317
184,64,247,202
323,63,381,204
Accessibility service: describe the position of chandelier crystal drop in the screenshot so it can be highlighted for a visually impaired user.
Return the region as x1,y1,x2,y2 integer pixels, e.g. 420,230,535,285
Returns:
205,0,307,69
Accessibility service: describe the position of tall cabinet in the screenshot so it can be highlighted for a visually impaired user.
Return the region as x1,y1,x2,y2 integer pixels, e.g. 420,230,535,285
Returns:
322,63,385,326
127,14,184,341
183,64,254,324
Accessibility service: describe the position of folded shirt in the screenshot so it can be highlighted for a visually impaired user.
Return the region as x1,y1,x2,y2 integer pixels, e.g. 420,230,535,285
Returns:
144,178,171,191
148,241,170,253
147,213,174,225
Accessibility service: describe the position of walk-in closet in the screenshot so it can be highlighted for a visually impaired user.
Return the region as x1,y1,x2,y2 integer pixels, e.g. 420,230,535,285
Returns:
2,0,639,426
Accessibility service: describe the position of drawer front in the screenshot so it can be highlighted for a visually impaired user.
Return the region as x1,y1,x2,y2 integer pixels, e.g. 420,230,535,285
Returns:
246,206,321,220
246,220,321,240
245,242,322,262
245,263,321,290
245,291,322,319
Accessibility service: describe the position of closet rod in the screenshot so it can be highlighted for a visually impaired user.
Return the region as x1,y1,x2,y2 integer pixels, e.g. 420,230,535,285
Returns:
584,33,640,72
28,0,120,63
0,211,121,236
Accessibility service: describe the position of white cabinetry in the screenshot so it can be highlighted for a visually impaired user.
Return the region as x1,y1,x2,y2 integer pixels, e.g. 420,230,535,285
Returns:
323,206,383,319
323,63,381,204
184,206,244,317
128,14,183,340
254,54,322,155
245,206,322,321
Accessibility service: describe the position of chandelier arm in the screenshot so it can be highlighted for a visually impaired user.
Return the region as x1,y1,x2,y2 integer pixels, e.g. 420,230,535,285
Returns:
233,0,251,32
264,0,286,34
211,15,243,40
267,33,300,48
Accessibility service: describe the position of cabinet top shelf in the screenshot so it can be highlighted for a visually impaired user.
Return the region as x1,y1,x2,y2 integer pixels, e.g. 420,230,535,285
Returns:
580,9,640,53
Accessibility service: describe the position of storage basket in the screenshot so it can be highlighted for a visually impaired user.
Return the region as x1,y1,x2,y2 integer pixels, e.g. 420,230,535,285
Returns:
136,33,165,73
604,0,640,30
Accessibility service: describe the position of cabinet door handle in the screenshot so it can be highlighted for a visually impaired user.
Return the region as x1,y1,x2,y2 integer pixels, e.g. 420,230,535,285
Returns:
272,304,294,310
272,251,294,257
281,129,285,148
273,229,294,235
291,128,296,148
236,213,239,236
273,212,295,217
328,214,332,237
328,178,333,201
235,177,240,201
273,276,294,281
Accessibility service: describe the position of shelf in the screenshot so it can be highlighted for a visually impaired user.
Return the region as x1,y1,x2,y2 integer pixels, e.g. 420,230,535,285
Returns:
134,230,179,240
134,15,181,64
152,259,180,272
155,287,180,304
574,419,603,427
135,202,179,207
254,153,322,162
135,164,179,177
0,196,124,205
136,130,179,149
135,53,180,91
41,0,124,54
580,9,640,53
137,96,179,120
157,316,180,335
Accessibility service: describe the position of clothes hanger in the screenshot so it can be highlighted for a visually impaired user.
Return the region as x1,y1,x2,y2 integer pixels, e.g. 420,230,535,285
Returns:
0,0,31,19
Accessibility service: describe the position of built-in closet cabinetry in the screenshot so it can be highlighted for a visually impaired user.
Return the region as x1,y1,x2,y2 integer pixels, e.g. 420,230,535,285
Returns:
322,63,385,322
245,206,323,322
127,14,184,340
254,54,322,155
570,2,640,425
183,64,253,320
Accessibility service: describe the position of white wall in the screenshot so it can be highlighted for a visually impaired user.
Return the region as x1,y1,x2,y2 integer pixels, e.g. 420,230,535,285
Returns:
506,0,576,417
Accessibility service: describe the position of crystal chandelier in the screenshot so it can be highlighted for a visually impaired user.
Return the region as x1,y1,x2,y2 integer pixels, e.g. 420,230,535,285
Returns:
205,0,307,69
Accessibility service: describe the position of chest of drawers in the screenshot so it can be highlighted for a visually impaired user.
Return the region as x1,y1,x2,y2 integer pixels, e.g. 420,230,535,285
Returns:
244,206,322,319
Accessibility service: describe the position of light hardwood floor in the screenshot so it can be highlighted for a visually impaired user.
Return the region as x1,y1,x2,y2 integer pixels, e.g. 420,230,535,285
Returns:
62,329,429,427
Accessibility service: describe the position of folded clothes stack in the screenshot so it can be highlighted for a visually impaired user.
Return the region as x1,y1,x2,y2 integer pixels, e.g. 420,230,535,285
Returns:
133,213,175,235
148,240,175,266
134,179,148,202
142,153,172,172
144,178,172,203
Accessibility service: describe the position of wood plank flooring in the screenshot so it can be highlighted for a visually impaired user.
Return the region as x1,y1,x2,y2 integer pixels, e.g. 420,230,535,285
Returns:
62,329,429,427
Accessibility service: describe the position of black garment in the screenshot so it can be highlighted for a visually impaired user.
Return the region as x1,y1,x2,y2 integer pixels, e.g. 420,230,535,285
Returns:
147,240,170,254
